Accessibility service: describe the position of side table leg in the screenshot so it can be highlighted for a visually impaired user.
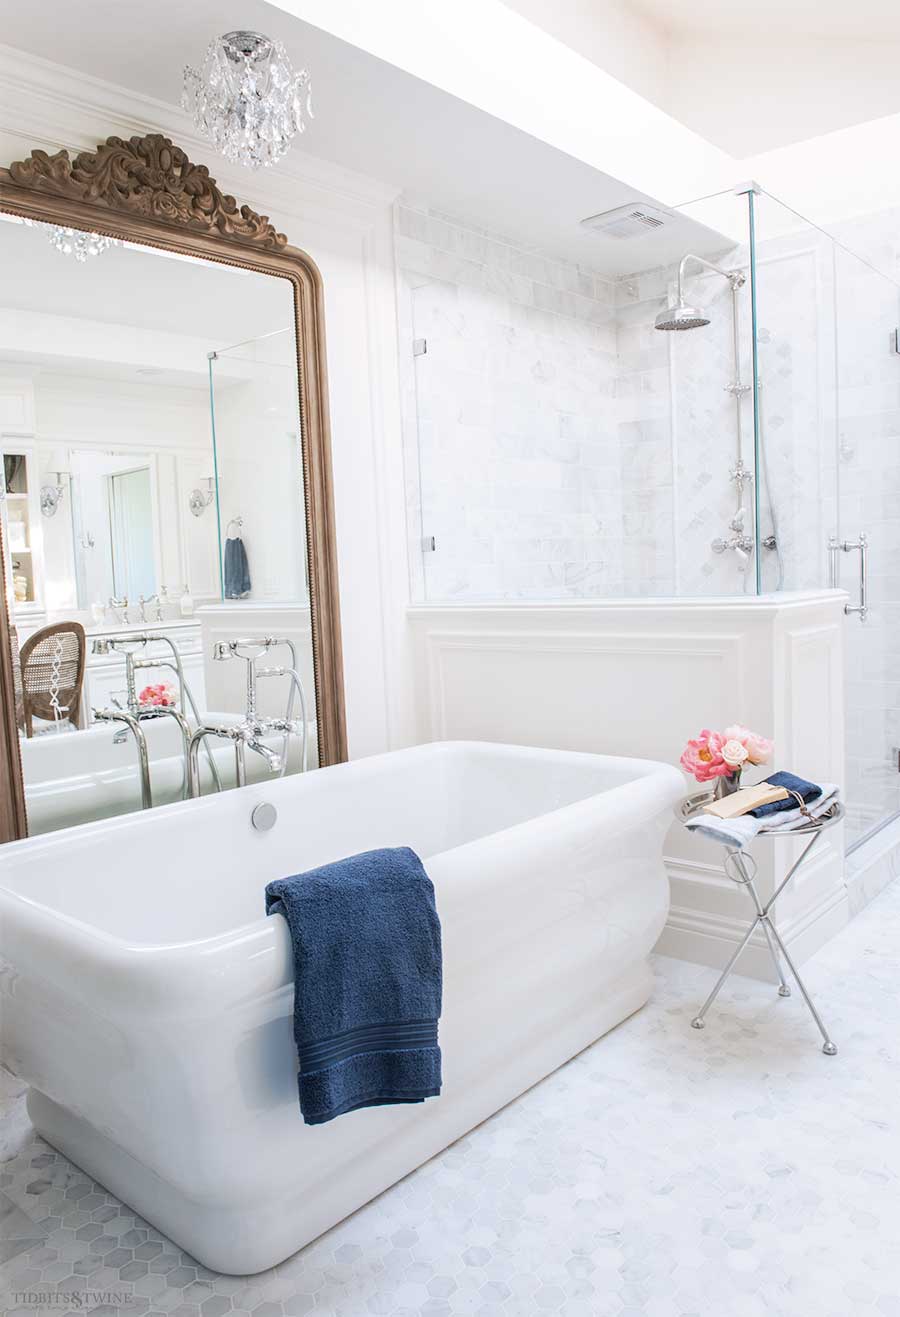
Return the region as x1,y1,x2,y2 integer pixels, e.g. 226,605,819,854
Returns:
691,918,759,1030
731,848,792,1001
759,916,791,997
767,921,838,1055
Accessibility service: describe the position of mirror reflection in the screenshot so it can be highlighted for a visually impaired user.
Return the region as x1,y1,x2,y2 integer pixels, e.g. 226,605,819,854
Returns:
0,216,316,836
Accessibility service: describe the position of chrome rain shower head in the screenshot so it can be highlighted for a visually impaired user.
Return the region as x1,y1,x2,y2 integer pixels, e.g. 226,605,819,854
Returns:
654,303,710,331
653,252,745,333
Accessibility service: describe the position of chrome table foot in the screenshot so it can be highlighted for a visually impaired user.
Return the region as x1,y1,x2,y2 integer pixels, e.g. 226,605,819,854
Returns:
691,1017,705,1030
823,1041,838,1056
777,984,792,998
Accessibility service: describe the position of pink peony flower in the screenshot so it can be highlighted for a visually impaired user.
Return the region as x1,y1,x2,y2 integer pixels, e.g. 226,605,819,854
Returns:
679,729,733,783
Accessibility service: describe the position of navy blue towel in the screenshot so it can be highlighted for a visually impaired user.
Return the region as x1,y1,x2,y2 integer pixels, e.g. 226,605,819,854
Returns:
751,770,822,818
223,535,251,599
266,847,442,1126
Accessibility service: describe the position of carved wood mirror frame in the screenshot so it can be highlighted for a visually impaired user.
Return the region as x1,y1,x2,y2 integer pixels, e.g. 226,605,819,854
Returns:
0,133,347,843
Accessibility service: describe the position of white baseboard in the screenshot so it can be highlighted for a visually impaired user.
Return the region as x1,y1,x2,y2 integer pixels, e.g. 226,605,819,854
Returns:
655,879,850,981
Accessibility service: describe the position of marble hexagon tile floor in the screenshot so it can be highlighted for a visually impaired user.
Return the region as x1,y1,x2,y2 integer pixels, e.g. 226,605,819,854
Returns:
2,878,900,1317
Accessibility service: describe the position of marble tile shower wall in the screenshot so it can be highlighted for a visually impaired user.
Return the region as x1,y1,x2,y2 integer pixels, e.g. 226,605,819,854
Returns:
396,206,756,601
396,205,623,600
613,266,676,596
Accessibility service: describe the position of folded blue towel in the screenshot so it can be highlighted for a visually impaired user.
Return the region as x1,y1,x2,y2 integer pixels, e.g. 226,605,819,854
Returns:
266,847,442,1125
751,770,822,817
223,535,251,599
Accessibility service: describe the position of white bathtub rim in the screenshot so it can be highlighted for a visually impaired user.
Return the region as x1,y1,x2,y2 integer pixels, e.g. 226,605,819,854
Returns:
2,739,679,860
0,742,682,1009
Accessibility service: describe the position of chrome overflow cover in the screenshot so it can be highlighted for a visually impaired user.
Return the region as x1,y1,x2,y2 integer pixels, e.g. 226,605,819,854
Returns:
251,802,277,832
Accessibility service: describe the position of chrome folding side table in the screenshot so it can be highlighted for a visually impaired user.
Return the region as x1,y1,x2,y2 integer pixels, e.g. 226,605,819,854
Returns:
676,792,844,1055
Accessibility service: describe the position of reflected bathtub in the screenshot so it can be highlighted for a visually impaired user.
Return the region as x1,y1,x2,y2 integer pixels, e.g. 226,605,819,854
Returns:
20,713,317,834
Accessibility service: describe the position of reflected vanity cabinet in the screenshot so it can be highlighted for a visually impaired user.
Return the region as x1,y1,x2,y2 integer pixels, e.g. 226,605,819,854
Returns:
1,381,44,617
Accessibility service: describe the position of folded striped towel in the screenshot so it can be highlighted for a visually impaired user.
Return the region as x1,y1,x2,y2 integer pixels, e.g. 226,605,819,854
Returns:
685,778,839,850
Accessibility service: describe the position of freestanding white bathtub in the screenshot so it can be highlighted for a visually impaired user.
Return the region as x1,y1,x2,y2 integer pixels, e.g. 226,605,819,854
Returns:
0,741,682,1274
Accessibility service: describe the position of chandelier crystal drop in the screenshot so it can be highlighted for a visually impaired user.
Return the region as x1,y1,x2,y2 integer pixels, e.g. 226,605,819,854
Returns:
47,226,118,262
183,31,313,171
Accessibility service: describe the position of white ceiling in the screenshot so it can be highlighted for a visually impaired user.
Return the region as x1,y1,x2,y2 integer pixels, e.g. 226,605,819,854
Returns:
501,0,900,155
0,0,727,275
630,0,900,39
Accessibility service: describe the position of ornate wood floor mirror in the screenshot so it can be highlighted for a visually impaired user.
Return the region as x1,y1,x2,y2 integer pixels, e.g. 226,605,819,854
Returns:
0,133,347,843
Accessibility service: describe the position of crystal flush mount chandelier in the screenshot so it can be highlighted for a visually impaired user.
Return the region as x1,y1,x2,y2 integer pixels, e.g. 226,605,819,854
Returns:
183,30,313,170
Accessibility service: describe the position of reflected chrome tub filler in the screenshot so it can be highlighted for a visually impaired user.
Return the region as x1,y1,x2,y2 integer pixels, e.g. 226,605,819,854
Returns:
0,741,681,1273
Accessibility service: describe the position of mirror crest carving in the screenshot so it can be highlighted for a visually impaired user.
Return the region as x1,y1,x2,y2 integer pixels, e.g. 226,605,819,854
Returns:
2,134,287,249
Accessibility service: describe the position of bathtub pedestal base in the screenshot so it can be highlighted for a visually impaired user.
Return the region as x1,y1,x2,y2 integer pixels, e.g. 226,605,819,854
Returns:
26,961,653,1275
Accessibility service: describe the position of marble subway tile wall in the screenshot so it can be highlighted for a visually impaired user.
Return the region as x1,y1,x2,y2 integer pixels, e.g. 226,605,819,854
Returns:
614,267,676,596
396,205,624,600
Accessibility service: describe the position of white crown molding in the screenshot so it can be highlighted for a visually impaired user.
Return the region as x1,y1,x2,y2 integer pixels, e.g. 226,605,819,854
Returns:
0,41,401,216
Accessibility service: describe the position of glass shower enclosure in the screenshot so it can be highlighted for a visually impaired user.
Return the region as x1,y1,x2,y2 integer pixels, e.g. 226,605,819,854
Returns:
405,184,900,854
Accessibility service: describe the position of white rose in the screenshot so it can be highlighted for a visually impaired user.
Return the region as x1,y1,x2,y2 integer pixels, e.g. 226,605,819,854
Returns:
721,738,749,769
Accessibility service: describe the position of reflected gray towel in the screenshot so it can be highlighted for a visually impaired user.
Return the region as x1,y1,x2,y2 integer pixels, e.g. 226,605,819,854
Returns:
223,535,251,599
266,847,443,1126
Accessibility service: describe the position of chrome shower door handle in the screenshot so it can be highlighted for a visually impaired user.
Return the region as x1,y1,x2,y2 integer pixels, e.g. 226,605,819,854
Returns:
828,532,868,620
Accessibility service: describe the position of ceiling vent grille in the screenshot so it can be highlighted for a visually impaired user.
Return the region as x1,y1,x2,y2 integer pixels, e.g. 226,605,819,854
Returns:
580,203,672,240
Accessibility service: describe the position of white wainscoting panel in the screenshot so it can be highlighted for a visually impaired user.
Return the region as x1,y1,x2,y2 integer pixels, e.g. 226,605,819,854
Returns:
409,592,848,975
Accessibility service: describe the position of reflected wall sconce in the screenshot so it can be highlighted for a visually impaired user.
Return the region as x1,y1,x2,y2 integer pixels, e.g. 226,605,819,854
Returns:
189,476,216,517
40,471,70,518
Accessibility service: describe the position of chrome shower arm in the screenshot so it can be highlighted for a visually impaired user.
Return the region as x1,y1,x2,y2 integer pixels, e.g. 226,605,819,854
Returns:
676,253,745,304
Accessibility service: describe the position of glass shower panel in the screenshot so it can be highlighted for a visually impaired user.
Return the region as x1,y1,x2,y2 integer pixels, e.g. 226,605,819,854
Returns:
833,243,900,847
409,273,626,602
752,188,900,848
746,190,838,595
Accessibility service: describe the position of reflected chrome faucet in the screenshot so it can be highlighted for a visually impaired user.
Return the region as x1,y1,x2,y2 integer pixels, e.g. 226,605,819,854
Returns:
92,632,220,807
188,636,309,797
108,595,130,625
